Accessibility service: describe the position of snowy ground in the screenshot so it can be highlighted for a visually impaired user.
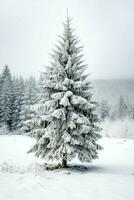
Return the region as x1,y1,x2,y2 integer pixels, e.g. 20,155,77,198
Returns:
0,135,134,200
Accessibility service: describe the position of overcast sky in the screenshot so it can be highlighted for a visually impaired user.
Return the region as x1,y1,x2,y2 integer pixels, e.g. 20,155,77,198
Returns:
0,0,134,79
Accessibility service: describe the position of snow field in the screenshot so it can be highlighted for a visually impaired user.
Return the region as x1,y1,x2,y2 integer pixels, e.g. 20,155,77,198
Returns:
0,135,134,200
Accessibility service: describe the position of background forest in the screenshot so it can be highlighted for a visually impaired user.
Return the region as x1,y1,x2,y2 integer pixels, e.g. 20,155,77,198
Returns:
0,65,134,138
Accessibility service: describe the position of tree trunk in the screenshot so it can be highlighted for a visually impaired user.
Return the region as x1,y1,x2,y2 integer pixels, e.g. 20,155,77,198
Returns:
45,159,68,170
61,159,67,168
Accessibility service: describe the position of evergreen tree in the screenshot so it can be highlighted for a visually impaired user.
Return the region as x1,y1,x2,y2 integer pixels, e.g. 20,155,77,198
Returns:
0,65,14,130
12,76,25,131
29,15,102,168
100,100,109,120
118,95,128,119
131,103,134,119
18,77,38,133
127,102,134,119
25,76,38,105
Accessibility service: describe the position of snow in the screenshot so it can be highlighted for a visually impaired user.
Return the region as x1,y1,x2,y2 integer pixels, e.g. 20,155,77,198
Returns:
101,118,134,139
0,135,134,200
71,95,95,109
51,108,66,120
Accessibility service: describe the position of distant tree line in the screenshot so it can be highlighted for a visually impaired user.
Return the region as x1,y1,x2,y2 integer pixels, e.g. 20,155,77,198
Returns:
98,96,134,121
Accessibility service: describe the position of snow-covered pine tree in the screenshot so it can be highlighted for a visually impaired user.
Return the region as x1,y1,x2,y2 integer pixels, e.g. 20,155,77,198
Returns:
26,74,48,137
0,65,14,130
12,76,25,131
129,102,134,119
30,15,102,168
18,76,38,133
118,95,128,119
26,76,38,105
100,100,109,120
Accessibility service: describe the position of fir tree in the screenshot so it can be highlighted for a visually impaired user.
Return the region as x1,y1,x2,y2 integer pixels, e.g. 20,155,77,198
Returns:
127,101,134,120
26,76,38,105
12,76,25,131
0,65,14,130
29,15,102,168
100,100,109,120
18,76,38,133
118,95,128,119
131,103,134,119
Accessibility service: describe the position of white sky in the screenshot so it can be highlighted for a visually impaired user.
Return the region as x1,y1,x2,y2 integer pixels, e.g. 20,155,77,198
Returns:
0,0,134,79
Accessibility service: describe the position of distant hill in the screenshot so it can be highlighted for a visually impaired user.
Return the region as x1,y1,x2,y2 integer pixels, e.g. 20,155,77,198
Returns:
92,79,134,105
